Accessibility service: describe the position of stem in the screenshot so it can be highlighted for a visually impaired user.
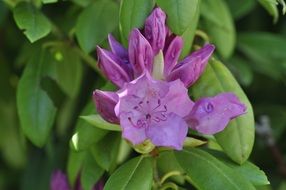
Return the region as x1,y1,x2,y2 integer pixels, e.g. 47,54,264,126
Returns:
153,158,160,190
73,46,103,77
160,171,182,185
195,30,210,43
159,182,178,190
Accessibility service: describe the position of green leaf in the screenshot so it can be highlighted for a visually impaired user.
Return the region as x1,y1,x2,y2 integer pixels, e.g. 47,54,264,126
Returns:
17,48,57,147
237,32,286,80
91,132,121,171
226,0,256,19
175,149,255,190
72,0,92,7
80,114,121,131
67,150,86,186
42,0,57,4
51,44,83,98
119,0,154,46
258,0,279,22
227,56,254,86
157,151,185,184
156,0,200,35
0,1,8,26
13,2,51,43
191,59,255,164
180,0,201,58
81,152,104,190
104,156,153,190
206,149,269,186
200,0,235,59
71,103,108,151
75,0,119,53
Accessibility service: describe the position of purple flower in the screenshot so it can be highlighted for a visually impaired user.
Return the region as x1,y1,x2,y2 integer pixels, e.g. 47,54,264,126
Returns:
114,73,194,150
186,93,247,134
96,7,215,88
93,7,247,149
50,170,104,190
93,90,119,124
51,170,70,190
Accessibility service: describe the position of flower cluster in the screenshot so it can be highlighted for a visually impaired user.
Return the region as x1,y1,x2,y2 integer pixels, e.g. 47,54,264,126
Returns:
93,8,246,150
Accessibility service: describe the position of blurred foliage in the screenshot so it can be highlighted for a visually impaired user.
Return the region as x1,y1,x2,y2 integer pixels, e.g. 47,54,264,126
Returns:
0,0,286,189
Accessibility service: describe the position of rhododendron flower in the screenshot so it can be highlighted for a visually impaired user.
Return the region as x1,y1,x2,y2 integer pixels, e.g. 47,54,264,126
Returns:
114,73,193,149
97,7,215,88
93,7,247,150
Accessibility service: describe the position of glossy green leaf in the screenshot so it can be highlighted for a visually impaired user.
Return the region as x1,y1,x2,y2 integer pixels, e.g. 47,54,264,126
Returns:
80,114,121,131
200,0,235,59
175,149,255,190
67,150,86,185
238,32,286,80
206,149,269,186
157,151,185,184
17,49,57,147
13,2,51,43
180,0,200,58
104,156,153,190
119,0,154,46
258,0,279,22
91,132,121,171
51,45,83,98
75,0,119,53
191,59,255,164
81,152,104,190
156,0,199,35
71,102,108,151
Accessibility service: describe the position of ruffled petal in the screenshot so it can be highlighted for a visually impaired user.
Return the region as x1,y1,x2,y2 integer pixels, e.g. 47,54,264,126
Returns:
167,44,215,87
128,29,154,77
162,79,194,118
164,36,183,76
144,7,166,54
146,113,188,150
93,90,119,124
97,47,131,87
119,112,147,145
186,93,247,134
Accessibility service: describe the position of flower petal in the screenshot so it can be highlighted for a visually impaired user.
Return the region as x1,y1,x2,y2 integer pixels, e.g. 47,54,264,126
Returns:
97,47,131,87
186,93,247,134
167,44,215,87
164,36,183,76
162,79,194,118
128,29,154,77
108,34,128,60
50,170,70,190
146,113,188,150
93,90,119,124
119,112,147,145
144,7,166,54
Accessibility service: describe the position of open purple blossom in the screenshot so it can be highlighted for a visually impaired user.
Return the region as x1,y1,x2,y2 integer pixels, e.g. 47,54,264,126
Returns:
114,73,193,149
93,7,247,150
